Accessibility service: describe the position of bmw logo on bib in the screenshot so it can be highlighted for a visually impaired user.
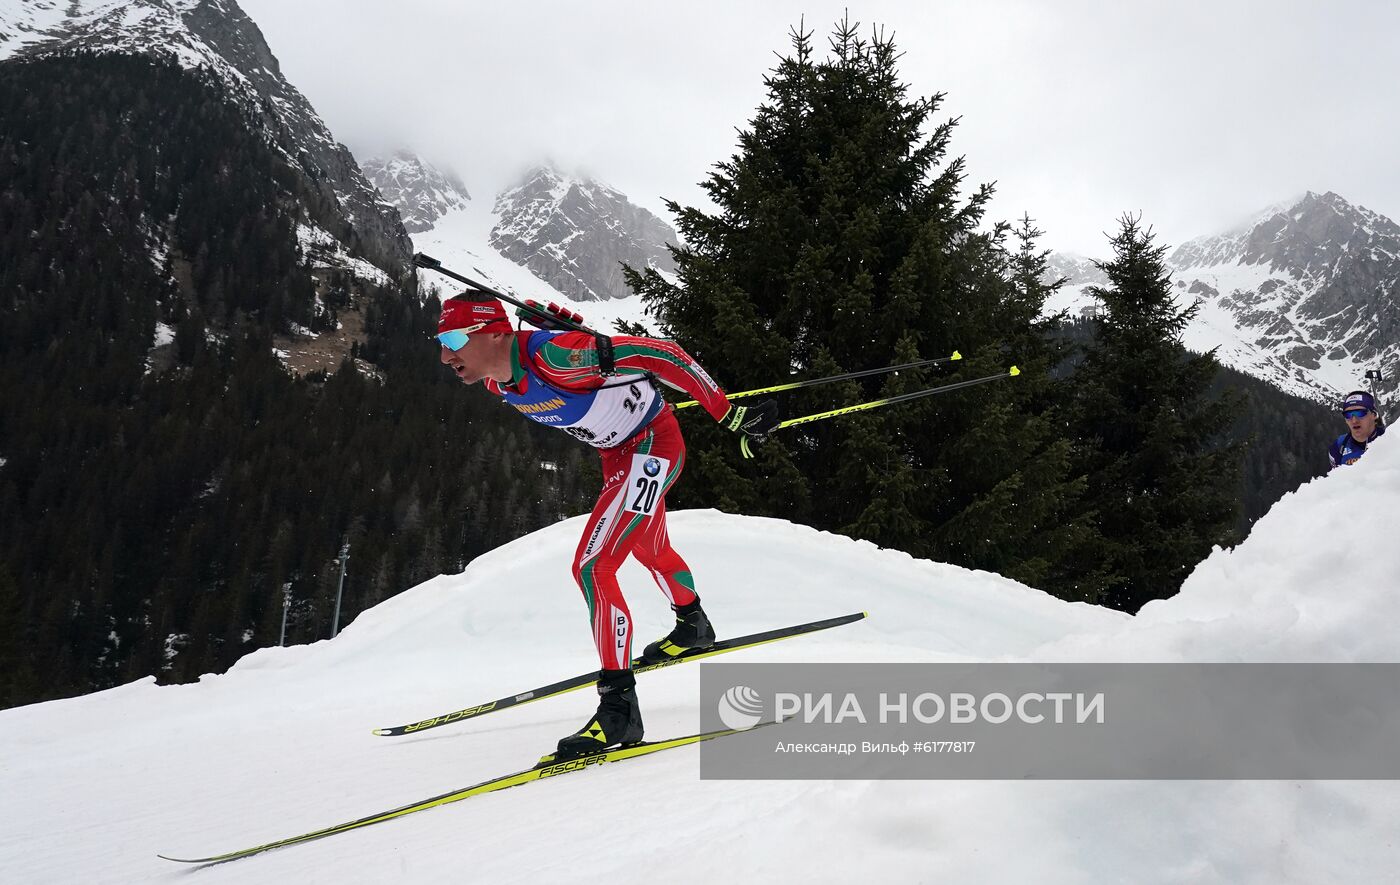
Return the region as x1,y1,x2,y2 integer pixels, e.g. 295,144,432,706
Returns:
644,458,661,477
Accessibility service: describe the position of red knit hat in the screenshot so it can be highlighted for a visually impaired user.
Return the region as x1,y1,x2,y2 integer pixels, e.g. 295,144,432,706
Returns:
439,296,511,335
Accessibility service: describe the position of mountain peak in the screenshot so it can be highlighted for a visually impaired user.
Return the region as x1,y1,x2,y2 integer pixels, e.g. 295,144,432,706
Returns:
1170,190,1400,276
1,0,411,272
1043,251,1108,288
1159,191,1400,403
3,1,265,87
361,150,471,234
490,164,677,302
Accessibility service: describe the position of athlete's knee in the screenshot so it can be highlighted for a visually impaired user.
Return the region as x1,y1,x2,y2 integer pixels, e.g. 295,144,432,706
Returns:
629,540,657,568
573,554,621,588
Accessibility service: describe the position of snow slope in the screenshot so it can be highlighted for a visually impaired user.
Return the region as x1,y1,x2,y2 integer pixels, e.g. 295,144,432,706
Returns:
4,441,1400,882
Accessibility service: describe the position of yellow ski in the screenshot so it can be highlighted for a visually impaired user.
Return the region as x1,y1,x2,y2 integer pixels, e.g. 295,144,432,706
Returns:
159,722,775,866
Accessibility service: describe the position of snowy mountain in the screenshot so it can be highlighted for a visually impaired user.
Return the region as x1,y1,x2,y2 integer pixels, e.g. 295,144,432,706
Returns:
1045,251,1109,293
5,439,1400,881
490,166,679,303
1044,192,1400,403
1169,191,1400,401
0,0,411,274
364,151,665,332
361,151,471,234
1041,252,1109,320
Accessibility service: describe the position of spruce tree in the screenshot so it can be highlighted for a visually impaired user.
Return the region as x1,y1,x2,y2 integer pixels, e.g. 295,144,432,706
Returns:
626,20,1097,581
1071,215,1242,611
930,217,1108,599
635,22,954,519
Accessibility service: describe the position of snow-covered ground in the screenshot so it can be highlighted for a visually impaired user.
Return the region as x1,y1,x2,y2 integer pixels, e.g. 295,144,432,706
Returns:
296,222,390,287
1170,260,1359,401
0,0,129,62
3,440,1399,882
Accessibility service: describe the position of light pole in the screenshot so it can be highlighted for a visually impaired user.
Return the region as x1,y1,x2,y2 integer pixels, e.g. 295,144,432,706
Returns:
331,542,349,638
279,581,292,647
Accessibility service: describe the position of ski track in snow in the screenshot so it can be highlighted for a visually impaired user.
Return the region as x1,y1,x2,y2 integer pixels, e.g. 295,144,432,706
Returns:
5,429,1400,882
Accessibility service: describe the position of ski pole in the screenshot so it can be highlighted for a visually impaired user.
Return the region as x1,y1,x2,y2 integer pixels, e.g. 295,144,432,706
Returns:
414,253,600,337
674,351,962,410
776,367,1020,430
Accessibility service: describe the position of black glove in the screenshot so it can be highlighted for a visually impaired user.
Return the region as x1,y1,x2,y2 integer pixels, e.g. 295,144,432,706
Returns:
724,399,781,458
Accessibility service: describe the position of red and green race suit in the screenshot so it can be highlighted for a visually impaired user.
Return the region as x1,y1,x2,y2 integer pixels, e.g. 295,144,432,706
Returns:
485,330,731,670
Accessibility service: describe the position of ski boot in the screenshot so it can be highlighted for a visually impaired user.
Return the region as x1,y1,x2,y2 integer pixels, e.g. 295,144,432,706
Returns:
639,598,717,665
552,668,644,761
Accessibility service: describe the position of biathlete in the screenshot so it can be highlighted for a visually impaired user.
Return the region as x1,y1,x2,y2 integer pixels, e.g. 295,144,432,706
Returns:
436,294,778,758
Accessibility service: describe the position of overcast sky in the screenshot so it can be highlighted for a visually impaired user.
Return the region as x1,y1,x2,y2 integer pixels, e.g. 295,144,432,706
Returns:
237,0,1400,257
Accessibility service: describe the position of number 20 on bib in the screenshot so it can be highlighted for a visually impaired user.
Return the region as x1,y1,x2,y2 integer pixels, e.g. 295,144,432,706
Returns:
625,454,670,516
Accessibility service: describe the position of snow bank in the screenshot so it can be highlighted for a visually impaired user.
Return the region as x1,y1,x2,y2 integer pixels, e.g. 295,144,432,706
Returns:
1035,431,1400,663
1,438,1397,883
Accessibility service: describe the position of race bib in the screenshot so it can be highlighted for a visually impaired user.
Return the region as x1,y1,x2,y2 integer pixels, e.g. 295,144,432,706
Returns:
624,454,670,517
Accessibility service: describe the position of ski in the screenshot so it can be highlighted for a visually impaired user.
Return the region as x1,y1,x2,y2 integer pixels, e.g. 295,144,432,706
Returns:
159,721,777,866
373,611,867,737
